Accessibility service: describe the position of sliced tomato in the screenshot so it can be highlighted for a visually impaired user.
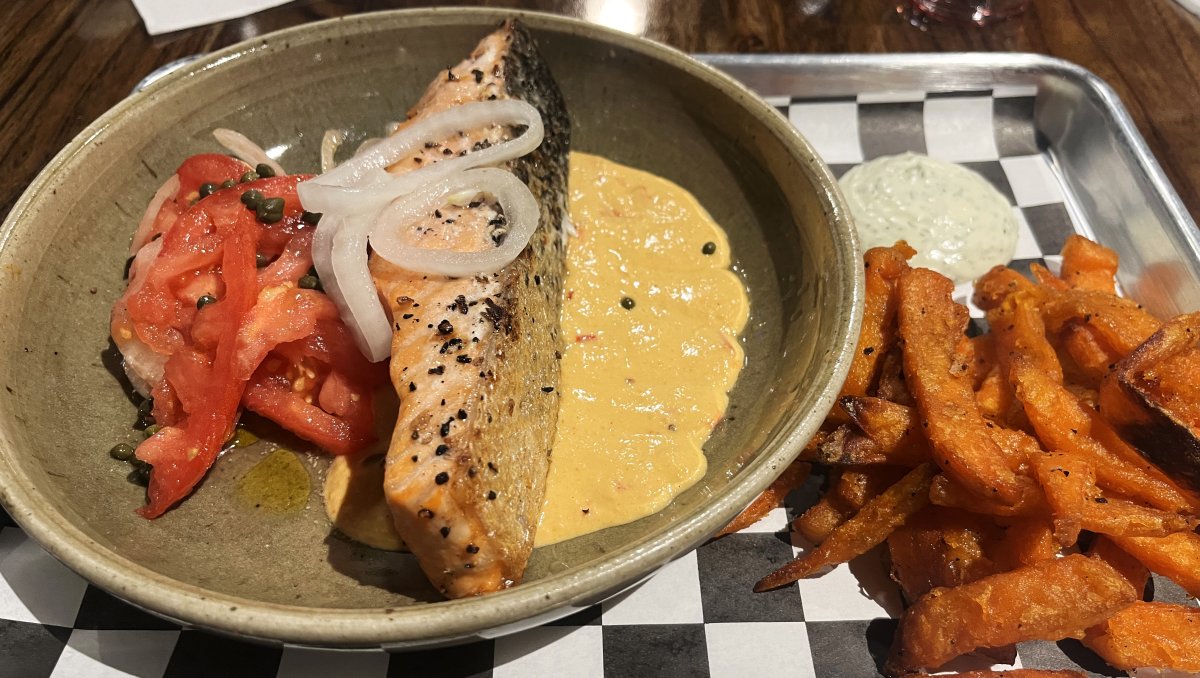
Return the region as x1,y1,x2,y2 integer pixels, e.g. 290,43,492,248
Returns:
243,373,372,456
234,287,340,380
117,161,383,519
137,221,258,518
258,231,314,289
175,154,251,202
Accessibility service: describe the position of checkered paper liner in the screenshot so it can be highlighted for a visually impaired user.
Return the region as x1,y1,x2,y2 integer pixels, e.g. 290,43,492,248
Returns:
4,86,1195,678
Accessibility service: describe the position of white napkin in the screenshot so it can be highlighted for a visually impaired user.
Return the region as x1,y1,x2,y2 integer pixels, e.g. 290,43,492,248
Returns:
1176,0,1200,17
131,0,295,35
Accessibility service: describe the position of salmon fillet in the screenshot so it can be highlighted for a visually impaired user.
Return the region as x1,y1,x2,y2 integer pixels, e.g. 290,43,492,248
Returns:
368,20,569,597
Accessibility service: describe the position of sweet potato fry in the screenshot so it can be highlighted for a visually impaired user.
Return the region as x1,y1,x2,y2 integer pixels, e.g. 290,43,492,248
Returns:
928,474,1045,518
1060,233,1119,294
792,466,906,544
792,496,844,545
1060,322,1118,388
993,516,1057,570
970,333,998,389
1041,287,1161,358
987,426,1040,472
1088,410,1200,510
884,554,1137,676
1030,262,1068,291
833,242,915,422
756,463,935,591
973,265,1035,312
990,288,1063,384
835,396,928,465
1100,311,1200,494
1082,601,1200,671
875,346,913,405
815,425,928,466
887,506,1003,602
1014,357,1197,513
1031,452,1093,547
899,268,1026,504
1109,531,1200,597
974,364,1012,421
716,461,811,537
1087,535,1149,594
795,429,824,463
1081,496,1199,538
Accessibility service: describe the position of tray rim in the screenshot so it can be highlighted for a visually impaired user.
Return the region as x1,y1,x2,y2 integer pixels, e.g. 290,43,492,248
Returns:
696,51,1200,270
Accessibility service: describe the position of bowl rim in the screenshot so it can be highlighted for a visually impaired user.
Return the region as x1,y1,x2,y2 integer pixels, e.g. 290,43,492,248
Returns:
0,6,862,647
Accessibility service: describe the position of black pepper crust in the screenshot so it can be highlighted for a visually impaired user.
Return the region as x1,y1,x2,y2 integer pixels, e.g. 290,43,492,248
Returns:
376,19,570,597
441,18,569,588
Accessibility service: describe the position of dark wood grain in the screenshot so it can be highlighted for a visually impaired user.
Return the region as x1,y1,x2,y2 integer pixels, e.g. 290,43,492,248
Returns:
2,0,1199,221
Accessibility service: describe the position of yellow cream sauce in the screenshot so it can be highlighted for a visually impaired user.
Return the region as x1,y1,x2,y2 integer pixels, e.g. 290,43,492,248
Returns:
534,152,749,546
324,153,749,549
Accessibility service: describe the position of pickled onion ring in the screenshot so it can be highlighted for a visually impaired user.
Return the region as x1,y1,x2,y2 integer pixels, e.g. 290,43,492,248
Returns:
298,99,547,361
212,128,286,177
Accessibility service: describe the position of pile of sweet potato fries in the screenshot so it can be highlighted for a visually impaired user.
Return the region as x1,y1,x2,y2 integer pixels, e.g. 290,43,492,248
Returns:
719,235,1200,676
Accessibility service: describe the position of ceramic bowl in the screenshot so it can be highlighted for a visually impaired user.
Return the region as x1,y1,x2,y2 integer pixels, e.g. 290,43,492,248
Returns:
0,8,860,647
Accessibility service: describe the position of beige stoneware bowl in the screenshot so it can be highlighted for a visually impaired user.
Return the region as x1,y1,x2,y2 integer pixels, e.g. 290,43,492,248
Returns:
0,9,860,647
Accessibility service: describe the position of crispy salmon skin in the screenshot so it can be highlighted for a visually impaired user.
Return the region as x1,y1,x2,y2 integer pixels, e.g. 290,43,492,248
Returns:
369,20,569,597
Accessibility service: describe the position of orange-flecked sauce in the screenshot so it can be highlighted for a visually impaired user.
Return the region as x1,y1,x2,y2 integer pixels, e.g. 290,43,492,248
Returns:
324,153,749,550
534,152,749,546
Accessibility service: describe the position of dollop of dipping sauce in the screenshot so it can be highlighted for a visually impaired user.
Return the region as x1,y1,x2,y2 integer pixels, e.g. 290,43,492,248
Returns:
534,152,750,547
840,152,1018,283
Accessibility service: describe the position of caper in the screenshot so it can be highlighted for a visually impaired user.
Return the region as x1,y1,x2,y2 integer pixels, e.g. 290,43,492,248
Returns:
196,294,218,309
255,163,276,178
298,275,322,291
198,182,218,198
240,189,264,208
620,296,636,310
221,179,236,189
240,171,259,183
301,211,322,225
143,424,162,438
256,197,285,224
256,253,270,268
109,443,136,461
128,460,152,486
135,398,155,430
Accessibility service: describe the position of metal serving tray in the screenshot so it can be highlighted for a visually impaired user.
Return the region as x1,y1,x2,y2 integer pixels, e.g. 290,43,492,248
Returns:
700,53,1200,317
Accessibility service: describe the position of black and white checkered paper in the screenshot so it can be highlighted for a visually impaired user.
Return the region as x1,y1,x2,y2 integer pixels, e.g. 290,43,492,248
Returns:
4,81,1194,678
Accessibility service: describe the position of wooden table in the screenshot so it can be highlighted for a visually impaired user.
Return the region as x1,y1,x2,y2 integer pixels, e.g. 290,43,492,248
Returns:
3,0,1199,223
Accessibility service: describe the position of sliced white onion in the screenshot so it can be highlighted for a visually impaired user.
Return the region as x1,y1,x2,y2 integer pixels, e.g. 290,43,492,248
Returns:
122,337,168,398
370,168,539,277
117,238,167,395
130,174,180,255
320,129,349,174
212,128,286,177
311,213,394,362
300,100,548,362
126,238,164,295
298,100,543,216
356,137,383,156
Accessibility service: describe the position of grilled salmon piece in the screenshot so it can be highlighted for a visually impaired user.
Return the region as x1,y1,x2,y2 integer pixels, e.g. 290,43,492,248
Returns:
369,20,569,597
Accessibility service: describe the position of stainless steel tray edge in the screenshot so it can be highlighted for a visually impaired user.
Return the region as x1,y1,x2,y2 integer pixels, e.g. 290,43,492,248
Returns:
699,52,1200,316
